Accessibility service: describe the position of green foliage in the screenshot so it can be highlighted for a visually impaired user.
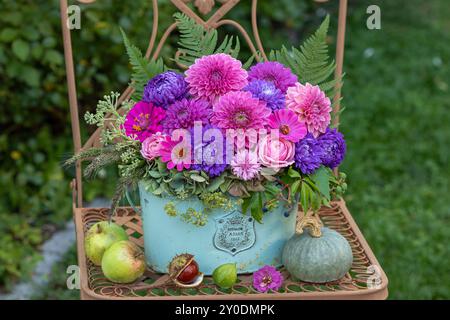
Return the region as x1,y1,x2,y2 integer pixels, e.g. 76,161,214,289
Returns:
32,246,79,300
174,13,240,66
142,161,230,200
2,0,448,301
340,0,450,299
269,15,339,96
120,29,166,101
163,192,236,227
0,0,157,288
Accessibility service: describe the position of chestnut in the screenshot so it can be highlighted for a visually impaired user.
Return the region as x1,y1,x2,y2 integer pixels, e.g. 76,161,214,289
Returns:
168,254,203,287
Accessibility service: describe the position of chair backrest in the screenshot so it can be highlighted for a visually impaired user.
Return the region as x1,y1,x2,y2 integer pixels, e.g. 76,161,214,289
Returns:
60,0,348,207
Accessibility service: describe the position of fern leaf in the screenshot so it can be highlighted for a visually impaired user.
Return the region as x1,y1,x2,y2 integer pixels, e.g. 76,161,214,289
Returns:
120,28,166,100
270,15,342,97
174,13,240,67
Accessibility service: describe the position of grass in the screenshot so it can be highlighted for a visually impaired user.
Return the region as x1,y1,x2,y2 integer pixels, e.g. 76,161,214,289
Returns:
35,0,449,300
340,0,450,299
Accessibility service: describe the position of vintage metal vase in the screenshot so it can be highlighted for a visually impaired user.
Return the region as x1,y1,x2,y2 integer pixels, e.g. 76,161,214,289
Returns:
129,181,297,275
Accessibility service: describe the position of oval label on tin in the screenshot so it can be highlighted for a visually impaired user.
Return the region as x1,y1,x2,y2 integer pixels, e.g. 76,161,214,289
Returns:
213,210,256,256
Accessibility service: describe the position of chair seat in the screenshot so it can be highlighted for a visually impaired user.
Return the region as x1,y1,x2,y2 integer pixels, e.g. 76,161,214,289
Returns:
73,200,388,300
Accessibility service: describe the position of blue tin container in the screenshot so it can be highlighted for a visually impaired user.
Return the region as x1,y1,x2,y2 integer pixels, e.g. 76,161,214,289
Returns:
132,181,297,275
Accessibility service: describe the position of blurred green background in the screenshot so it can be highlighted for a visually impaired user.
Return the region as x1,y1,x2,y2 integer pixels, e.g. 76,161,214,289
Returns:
0,0,448,299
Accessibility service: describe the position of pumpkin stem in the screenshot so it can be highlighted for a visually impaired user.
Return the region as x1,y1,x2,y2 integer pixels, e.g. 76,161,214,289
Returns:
296,215,323,237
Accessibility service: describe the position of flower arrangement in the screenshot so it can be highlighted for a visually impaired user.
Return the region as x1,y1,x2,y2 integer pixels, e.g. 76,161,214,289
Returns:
67,14,347,227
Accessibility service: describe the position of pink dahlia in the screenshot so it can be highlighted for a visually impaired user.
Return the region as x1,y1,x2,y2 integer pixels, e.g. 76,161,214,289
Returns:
159,134,191,171
248,61,297,93
141,132,167,161
185,53,248,102
211,91,271,130
123,101,165,142
286,83,331,137
231,149,261,181
267,109,307,143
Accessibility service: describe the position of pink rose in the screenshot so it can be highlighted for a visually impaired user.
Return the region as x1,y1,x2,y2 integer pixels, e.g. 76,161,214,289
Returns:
140,132,166,160
258,135,295,169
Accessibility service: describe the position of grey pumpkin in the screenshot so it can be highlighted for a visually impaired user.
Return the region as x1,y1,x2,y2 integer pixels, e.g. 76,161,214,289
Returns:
282,217,353,283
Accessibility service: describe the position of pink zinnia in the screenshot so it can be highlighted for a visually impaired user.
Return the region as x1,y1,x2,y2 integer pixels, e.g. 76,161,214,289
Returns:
286,83,331,138
185,53,248,102
123,101,165,142
159,134,191,171
267,109,307,143
211,91,271,130
231,149,261,181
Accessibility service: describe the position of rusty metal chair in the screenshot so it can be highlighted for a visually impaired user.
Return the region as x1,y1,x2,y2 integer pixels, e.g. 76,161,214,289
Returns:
60,0,388,299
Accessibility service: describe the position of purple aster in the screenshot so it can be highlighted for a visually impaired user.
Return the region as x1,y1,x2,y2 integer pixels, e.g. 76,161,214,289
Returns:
253,265,283,293
244,80,285,111
294,134,325,174
190,125,227,178
162,99,211,133
317,128,346,169
143,71,188,109
248,61,298,93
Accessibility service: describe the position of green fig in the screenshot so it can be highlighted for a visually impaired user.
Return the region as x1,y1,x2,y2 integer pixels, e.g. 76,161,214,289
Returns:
212,263,237,289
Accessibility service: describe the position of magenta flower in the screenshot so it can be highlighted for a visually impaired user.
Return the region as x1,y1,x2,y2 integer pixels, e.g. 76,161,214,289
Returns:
159,134,192,171
253,265,283,293
267,109,307,143
211,91,271,130
248,61,297,93
185,53,248,102
286,83,331,138
140,132,166,161
123,101,165,142
231,149,261,181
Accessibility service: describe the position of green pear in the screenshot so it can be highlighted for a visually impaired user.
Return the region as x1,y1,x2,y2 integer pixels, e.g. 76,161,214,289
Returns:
84,221,128,265
101,240,146,284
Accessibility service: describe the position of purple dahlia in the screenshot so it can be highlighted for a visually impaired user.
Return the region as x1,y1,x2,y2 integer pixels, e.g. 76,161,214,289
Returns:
294,134,325,174
248,61,298,93
317,128,346,169
143,71,188,109
244,80,285,111
190,125,227,178
162,99,211,133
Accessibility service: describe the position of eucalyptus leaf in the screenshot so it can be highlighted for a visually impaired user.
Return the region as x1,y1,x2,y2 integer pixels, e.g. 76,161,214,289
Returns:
148,171,162,178
190,174,206,183
206,175,225,192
